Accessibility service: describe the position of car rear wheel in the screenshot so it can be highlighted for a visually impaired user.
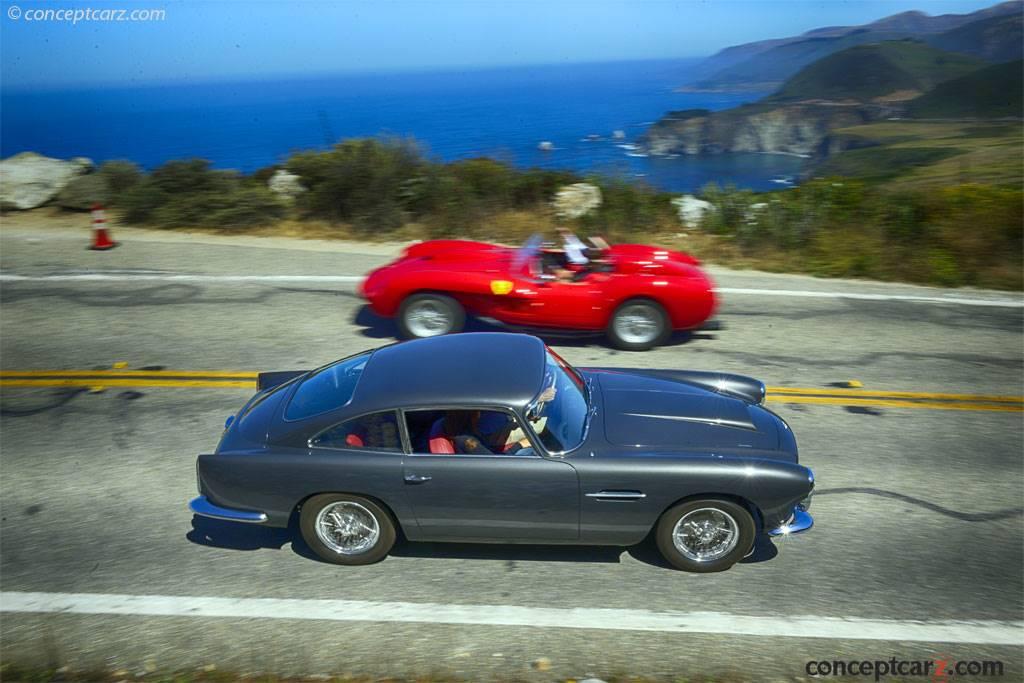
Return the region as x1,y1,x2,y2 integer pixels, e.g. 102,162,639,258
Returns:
655,499,756,572
300,494,396,565
607,298,669,351
397,293,466,339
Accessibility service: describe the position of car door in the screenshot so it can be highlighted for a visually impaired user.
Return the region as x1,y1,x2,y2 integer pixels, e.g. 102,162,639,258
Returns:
400,409,580,541
531,273,612,327
487,273,612,328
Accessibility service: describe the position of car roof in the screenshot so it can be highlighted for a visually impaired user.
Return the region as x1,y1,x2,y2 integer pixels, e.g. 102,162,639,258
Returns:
355,332,548,412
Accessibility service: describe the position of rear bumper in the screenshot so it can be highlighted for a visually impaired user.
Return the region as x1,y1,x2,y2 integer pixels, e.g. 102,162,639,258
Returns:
189,495,268,524
768,504,813,537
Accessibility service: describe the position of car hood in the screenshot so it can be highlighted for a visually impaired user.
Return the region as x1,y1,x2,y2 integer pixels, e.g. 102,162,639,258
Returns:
401,240,512,270
594,371,782,453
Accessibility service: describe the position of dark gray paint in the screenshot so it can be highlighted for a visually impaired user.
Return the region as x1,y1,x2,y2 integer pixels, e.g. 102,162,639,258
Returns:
195,333,814,543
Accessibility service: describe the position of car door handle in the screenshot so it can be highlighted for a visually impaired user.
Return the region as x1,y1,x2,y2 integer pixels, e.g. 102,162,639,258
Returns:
585,490,646,501
404,473,432,484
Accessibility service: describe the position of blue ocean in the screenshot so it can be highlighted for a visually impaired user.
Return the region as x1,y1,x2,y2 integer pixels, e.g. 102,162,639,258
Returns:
0,59,803,193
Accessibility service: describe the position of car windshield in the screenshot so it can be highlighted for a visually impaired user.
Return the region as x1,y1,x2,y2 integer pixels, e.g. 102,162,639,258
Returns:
511,234,543,278
285,353,370,420
524,349,590,453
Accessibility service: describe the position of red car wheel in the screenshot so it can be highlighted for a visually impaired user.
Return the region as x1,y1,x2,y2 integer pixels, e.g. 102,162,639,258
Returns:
397,293,466,339
607,298,669,351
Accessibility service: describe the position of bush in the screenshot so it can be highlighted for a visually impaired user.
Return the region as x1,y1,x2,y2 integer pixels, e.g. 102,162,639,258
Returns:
288,138,424,232
121,159,286,228
695,177,1023,288
56,174,111,210
98,160,142,200
94,138,1023,290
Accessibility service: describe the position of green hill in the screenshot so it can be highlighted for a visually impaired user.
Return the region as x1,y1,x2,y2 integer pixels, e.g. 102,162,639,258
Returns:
768,41,985,102
685,1,1022,91
926,12,1023,62
689,30,910,91
908,59,1024,117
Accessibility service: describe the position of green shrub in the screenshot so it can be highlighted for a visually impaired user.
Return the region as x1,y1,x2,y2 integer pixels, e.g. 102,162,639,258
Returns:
121,159,286,228
56,174,111,210
288,138,424,230
98,159,142,200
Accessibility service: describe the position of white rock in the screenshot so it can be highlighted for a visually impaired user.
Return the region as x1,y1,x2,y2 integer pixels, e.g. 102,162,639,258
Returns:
553,183,602,219
0,152,93,210
268,169,306,201
745,202,770,226
671,194,713,228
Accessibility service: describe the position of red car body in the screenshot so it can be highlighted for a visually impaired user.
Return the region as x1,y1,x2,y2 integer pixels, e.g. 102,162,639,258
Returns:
361,237,717,335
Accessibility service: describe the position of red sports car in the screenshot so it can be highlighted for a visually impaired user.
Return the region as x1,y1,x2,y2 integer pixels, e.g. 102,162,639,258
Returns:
360,235,717,350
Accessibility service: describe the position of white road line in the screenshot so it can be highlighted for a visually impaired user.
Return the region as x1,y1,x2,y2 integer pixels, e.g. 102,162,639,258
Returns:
2,592,1022,645
0,274,364,283
1,273,1021,308
716,287,1024,308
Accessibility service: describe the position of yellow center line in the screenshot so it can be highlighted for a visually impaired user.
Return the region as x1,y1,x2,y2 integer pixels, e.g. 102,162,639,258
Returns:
1,371,1022,412
0,378,256,389
0,370,258,378
764,395,1023,412
766,386,1024,403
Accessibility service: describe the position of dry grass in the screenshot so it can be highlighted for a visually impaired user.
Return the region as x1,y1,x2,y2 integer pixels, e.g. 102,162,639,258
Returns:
823,120,1024,190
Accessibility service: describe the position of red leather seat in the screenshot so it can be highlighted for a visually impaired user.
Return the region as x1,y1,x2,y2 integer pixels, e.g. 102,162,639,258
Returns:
345,433,365,448
428,418,455,454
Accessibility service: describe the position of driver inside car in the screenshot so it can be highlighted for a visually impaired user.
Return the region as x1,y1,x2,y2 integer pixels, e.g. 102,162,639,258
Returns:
548,229,611,282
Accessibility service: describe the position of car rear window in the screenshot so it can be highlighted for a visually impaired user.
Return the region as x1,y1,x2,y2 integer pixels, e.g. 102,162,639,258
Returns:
285,353,370,421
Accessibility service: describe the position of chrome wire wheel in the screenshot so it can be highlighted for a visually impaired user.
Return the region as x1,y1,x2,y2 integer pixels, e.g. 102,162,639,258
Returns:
404,299,454,337
314,501,380,555
612,303,662,345
671,507,740,562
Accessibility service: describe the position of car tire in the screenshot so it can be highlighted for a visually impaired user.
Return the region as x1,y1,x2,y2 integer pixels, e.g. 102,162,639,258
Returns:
397,293,466,339
300,493,396,566
606,298,669,351
655,499,756,572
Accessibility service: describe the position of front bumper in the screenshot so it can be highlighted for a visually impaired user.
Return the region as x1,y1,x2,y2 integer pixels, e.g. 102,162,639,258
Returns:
189,495,267,524
767,504,813,537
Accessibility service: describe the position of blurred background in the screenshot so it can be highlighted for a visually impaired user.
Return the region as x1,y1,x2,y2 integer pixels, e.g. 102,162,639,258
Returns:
2,0,1020,288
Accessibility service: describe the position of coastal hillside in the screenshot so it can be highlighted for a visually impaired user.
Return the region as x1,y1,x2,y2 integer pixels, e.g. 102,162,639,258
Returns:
643,41,992,158
926,11,1024,62
907,59,1024,118
767,41,984,103
685,0,1021,91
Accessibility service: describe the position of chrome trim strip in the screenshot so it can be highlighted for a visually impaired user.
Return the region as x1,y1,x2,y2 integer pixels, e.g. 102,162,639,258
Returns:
624,412,756,431
768,505,813,537
189,495,268,523
585,491,647,500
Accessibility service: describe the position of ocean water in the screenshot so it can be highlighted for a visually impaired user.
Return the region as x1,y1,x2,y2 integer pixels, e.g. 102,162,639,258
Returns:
0,59,804,193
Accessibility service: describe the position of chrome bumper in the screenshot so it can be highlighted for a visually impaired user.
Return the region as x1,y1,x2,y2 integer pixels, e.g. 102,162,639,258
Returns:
768,505,813,537
189,495,267,524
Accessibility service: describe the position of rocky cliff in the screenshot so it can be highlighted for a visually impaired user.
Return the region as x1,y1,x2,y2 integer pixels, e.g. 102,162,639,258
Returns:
640,102,893,157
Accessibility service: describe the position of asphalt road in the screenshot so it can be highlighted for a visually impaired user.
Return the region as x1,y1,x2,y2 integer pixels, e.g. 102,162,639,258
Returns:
1,223,1022,681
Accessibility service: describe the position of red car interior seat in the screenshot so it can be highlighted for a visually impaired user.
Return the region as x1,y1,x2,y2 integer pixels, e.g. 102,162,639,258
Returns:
428,418,456,454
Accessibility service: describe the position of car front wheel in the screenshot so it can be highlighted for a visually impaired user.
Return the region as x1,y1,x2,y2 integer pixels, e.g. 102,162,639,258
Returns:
607,298,669,351
300,494,396,565
655,499,756,572
397,293,466,339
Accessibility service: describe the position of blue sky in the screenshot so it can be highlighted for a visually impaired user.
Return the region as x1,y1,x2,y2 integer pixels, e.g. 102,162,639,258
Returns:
0,0,1008,89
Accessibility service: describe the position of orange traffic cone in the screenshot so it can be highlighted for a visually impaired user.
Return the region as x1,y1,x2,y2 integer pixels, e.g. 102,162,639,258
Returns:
89,204,118,251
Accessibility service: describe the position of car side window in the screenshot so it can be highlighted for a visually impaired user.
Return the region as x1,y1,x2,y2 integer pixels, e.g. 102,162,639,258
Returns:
404,408,536,456
312,411,401,452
